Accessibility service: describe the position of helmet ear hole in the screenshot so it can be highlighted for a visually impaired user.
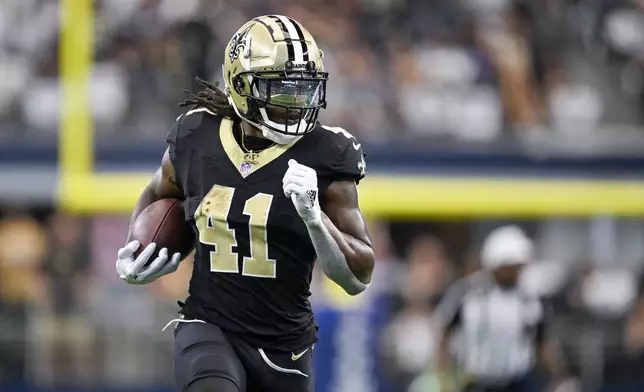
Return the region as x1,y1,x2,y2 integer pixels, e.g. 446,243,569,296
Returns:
233,76,245,94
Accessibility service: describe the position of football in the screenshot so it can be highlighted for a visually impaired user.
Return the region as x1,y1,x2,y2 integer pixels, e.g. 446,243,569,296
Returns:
130,198,196,264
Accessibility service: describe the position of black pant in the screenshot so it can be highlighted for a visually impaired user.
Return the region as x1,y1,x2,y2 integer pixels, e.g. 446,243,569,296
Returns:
173,321,314,392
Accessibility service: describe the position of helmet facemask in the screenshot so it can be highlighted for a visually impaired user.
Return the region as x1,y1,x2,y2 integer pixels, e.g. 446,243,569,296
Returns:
228,65,328,144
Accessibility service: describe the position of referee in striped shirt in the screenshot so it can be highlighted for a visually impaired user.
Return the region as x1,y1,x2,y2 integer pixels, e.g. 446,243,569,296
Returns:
434,226,560,392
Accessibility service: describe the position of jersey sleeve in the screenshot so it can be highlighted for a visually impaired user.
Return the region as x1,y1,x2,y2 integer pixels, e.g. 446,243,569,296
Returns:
334,139,367,184
164,109,208,190
316,125,367,184
165,111,206,160
165,116,182,163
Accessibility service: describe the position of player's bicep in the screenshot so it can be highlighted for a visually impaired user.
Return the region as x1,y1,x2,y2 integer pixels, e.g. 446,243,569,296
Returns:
322,180,372,247
150,148,184,200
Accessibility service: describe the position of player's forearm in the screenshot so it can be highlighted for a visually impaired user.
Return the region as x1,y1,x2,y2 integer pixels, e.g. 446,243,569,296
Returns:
306,214,373,295
126,168,183,242
126,182,162,243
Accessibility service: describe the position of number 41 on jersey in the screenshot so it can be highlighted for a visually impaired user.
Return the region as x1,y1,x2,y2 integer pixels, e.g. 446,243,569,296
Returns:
195,185,276,278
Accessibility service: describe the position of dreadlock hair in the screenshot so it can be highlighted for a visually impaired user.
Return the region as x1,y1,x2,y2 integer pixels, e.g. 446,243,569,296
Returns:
178,77,239,118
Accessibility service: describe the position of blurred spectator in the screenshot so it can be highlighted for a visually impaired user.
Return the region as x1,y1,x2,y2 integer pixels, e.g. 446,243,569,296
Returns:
601,0,644,122
380,296,439,391
555,265,639,391
403,235,451,301
597,298,644,390
379,234,450,390
0,208,47,383
433,225,558,392
41,213,90,315
30,213,96,386
0,208,47,305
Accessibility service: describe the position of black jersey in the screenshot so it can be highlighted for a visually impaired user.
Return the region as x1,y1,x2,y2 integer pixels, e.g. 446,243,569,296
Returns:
166,108,366,351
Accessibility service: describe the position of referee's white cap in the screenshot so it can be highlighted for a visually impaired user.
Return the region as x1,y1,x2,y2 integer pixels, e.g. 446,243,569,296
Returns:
481,225,533,269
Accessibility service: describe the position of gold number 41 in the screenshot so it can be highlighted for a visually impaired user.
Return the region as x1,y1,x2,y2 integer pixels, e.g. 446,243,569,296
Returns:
195,185,276,278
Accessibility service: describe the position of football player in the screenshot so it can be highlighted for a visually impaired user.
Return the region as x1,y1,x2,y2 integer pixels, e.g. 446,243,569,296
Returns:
115,15,374,392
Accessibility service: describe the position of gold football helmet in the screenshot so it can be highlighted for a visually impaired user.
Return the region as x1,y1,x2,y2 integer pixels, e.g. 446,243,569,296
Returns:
222,15,328,144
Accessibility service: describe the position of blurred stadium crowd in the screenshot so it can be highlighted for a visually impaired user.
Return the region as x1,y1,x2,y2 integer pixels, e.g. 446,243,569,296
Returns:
0,0,643,144
1,1,644,392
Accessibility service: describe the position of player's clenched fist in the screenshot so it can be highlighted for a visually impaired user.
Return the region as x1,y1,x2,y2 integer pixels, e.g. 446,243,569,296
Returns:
283,159,322,227
116,240,181,284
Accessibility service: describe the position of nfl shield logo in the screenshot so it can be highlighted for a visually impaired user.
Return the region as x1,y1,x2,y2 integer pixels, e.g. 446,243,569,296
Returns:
239,162,253,176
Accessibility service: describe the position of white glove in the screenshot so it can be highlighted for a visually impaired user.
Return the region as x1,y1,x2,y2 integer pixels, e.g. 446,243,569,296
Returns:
116,240,181,284
283,159,322,227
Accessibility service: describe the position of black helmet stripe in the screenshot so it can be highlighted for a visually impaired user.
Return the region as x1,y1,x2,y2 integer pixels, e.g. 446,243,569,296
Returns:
269,15,295,62
286,17,309,62
273,15,305,63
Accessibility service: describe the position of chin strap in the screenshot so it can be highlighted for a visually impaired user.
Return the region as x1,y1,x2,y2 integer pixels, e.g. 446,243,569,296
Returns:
260,124,301,145
224,78,310,145
227,92,304,145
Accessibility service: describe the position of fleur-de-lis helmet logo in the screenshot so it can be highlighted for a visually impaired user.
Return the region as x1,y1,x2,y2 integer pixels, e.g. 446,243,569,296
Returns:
228,25,252,63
